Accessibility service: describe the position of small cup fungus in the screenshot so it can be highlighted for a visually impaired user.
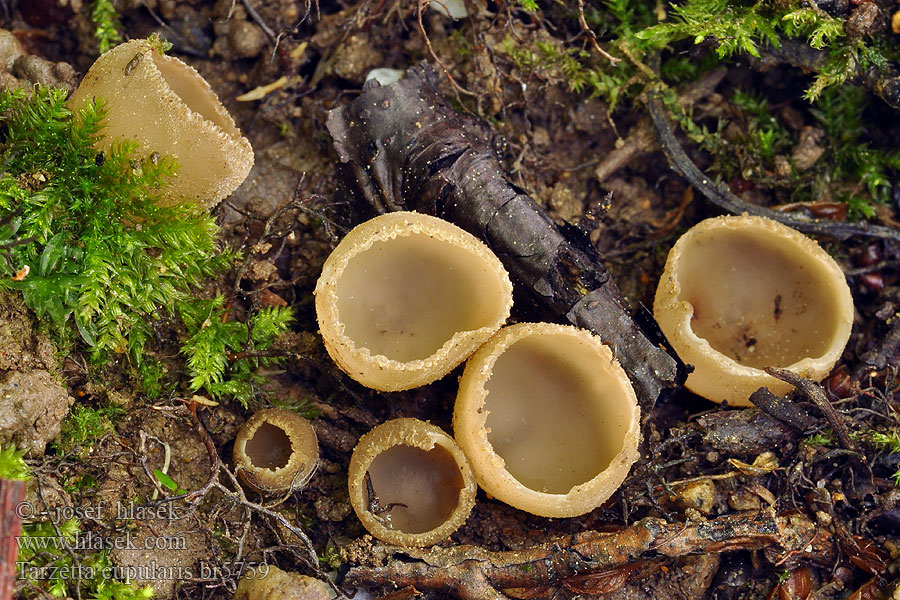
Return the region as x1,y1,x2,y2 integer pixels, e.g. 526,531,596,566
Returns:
235,566,329,600
70,38,254,209
315,211,513,391
347,418,477,547
233,408,319,493
453,322,641,518
653,215,854,406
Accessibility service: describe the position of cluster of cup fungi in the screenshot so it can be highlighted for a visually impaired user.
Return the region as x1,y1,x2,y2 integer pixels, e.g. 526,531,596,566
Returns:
71,36,856,591
312,209,854,544
315,211,645,539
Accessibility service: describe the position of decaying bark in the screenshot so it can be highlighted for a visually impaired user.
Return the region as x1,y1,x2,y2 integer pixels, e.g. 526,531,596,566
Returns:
696,407,803,456
340,509,835,600
326,64,680,409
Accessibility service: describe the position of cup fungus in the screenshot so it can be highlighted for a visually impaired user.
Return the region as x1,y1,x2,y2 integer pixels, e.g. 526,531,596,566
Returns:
315,211,513,391
233,408,318,493
70,38,254,209
347,418,477,547
653,215,854,407
453,322,641,518
234,566,329,600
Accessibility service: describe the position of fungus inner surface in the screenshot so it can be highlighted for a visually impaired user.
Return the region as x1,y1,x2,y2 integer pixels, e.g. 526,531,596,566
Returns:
678,230,840,368
336,234,507,362
365,444,464,534
151,53,232,131
483,334,630,494
245,423,293,470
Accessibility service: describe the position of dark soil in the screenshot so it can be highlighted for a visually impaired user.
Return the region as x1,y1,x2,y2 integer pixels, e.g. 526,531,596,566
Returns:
3,1,900,600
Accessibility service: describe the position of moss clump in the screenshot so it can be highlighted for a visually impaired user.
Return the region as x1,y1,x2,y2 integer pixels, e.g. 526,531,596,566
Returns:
0,444,29,480
90,0,123,54
0,86,230,358
0,86,292,405
53,404,124,456
180,299,294,407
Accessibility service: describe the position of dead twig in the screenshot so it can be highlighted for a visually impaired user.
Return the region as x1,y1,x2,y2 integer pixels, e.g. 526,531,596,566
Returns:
576,0,619,66
645,93,900,244
594,69,727,182
415,0,476,98
764,367,854,452
341,509,835,600
748,387,819,432
241,0,277,42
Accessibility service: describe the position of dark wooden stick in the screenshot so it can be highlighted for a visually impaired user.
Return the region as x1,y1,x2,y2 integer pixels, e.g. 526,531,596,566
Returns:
748,387,819,432
325,64,681,410
765,367,855,451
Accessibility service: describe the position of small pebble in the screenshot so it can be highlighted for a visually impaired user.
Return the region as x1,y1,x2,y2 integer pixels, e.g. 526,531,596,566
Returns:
228,20,266,59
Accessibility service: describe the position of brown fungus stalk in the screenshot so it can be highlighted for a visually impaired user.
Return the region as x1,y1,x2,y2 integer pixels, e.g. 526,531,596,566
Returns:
315,211,512,391
454,323,640,518
70,38,253,209
233,409,319,494
654,215,854,406
347,418,477,547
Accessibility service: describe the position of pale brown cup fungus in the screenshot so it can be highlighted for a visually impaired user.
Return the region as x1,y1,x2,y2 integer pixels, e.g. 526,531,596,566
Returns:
453,322,641,518
233,409,318,494
653,214,854,407
347,418,477,547
70,38,253,209
234,566,329,600
315,211,513,391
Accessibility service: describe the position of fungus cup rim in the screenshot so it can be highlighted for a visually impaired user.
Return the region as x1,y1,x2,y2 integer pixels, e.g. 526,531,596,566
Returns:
653,214,854,406
314,211,513,391
233,408,319,494
70,38,254,207
453,322,641,518
347,417,477,547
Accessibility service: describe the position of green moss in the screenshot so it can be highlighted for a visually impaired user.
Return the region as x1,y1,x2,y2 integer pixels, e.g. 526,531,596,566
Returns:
810,86,900,218
179,299,294,407
90,0,123,54
53,404,124,456
0,444,29,481
0,85,293,406
0,86,231,359
805,429,900,485
804,432,835,447
632,0,896,100
635,0,779,59
731,90,792,163
868,430,900,485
